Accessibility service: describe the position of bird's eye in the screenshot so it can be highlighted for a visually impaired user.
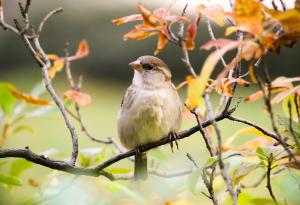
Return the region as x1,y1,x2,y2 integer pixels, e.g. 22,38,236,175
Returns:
142,63,154,71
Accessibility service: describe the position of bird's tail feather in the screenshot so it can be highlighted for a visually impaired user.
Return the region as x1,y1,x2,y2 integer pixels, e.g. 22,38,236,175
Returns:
134,152,148,180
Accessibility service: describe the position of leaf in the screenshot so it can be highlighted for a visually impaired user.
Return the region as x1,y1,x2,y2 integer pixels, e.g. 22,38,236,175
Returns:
24,105,58,118
137,3,157,26
0,172,21,186
154,33,168,55
185,76,205,110
64,90,92,106
272,85,300,104
123,29,155,40
13,125,35,135
69,39,90,61
184,18,198,50
281,94,300,122
48,59,64,79
0,83,16,116
205,156,217,167
225,127,275,151
199,40,246,96
200,38,235,50
245,87,290,102
187,169,201,192
233,0,264,36
112,14,143,25
7,86,51,106
248,64,258,83
9,159,34,177
215,77,250,97
225,26,238,36
196,4,227,26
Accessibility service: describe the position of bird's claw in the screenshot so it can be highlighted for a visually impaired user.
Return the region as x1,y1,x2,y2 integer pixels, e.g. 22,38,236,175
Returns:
169,132,179,152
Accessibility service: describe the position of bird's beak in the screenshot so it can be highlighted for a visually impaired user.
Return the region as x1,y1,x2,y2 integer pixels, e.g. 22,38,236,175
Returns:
129,60,143,72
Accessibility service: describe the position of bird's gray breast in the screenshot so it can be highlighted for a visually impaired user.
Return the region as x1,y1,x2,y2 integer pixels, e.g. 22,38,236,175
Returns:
117,85,181,149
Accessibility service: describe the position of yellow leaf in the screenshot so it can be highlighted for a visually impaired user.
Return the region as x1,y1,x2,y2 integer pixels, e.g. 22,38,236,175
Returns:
185,76,205,110
225,127,275,151
48,60,64,79
7,87,50,106
225,26,238,36
248,64,257,84
197,4,226,27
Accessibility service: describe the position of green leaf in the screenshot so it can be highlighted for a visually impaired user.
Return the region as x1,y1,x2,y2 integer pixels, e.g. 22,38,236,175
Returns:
0,172,21,186
187,169,201,192
204,156,217,167
0,160,7,167
9,159,34,177
0,83,16,116
13,125,35,135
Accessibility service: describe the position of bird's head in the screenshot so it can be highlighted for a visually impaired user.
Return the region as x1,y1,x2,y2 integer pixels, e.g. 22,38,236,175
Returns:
129,55,172,88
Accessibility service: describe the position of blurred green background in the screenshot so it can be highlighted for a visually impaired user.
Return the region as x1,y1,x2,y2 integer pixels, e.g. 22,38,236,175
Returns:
0,0,299,204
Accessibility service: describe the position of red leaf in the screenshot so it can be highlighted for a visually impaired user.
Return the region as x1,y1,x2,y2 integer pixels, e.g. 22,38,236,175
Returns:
184,18,198,50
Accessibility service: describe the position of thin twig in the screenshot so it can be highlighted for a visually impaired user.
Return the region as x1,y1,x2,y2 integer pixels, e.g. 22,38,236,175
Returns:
266,154,278,204
204,94,238,205
288,100,300,147
37,7,63,36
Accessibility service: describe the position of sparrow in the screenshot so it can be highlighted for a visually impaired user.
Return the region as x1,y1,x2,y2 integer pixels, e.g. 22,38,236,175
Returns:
117,55,182,180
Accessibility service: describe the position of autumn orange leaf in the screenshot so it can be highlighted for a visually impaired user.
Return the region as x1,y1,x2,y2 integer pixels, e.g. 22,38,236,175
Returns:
68,39,90,61
64,90,92,106
196,4,227,27
112,14,143,25
155,33,169,55
233,0,264,36
245,87,290,102
123,29,155,41
7,87,50,106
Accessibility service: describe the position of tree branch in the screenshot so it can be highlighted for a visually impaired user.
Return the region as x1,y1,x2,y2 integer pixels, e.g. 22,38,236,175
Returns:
0,108,236,179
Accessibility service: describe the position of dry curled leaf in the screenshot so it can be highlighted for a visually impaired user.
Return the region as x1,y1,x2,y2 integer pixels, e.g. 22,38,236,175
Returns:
64,90,92,106
215,77,250,97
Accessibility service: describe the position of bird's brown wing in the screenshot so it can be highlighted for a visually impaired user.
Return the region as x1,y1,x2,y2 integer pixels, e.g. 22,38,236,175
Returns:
120,85,136,108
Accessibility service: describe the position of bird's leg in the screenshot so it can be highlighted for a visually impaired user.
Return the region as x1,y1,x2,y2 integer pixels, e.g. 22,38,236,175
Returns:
169,132,180,152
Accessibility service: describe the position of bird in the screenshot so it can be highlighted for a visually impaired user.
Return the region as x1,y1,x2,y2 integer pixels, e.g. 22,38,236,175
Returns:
117,55,182,180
